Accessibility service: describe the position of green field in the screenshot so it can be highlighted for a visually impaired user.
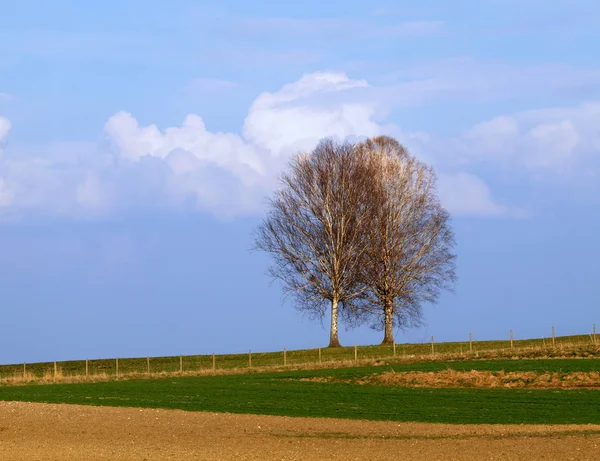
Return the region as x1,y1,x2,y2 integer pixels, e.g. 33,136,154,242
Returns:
2,359,599,425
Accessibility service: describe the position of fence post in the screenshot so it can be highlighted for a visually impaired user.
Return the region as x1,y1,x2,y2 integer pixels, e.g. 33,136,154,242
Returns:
431,336,435,356
552,327,555,346
86,359,89,378
116,358,119,379
393,341,396,357
180,356,183,373
318,346,322,364
147,357,150,375
54,361,57,381
510,330,514,349
284,348,287,367
212,353,216,371
469,333,473,352
249,350,252,368
354,343,358,362
23,363,26,379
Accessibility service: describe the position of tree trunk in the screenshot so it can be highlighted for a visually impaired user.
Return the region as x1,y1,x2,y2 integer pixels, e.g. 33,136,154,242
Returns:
381,300,394,345
328,298,342,348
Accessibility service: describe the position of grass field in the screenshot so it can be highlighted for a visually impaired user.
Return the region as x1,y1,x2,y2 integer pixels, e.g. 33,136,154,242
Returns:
1,333,598,383
2,358,599,425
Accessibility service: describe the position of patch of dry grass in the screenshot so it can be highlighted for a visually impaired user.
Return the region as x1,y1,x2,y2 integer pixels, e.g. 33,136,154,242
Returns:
305,370,600,389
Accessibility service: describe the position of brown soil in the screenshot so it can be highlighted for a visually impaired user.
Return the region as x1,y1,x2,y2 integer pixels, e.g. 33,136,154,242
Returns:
302,370,600,389
1,401,599,460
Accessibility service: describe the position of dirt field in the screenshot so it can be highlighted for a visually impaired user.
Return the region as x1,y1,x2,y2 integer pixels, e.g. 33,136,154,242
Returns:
1,401,599,460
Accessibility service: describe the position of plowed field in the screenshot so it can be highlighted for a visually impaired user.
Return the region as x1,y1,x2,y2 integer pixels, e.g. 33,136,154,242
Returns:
1,401,598,460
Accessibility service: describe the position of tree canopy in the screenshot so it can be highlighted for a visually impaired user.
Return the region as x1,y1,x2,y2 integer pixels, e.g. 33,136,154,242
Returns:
254,136,456,347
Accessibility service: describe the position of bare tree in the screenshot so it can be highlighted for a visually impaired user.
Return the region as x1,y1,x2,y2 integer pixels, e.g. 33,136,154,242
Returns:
358,136,456,344
254,139,376,347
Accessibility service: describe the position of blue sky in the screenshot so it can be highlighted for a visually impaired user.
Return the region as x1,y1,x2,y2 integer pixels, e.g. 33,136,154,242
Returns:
1,0,599,364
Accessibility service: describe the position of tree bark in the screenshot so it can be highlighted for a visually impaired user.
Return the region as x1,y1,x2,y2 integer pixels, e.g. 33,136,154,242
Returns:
381,300,394,345
328,298,342,348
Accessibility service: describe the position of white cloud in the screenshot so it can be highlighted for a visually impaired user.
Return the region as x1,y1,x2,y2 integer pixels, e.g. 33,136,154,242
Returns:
243,72,382,158
104,111,265,185
527,121,579,167
101,72,388,216
0,72,394,219
437,173,516,217
460,102,600,171
10,71,588,220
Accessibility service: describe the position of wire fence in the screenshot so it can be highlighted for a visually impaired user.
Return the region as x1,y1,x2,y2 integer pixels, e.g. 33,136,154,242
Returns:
1,325,597,384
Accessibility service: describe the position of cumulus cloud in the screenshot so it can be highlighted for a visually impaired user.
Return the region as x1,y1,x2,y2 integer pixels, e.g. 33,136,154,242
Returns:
461,102,600,171
98,72,388,217
437,173,516,217
243,72,382,157
104,111,265,178
0,73,393,219
8,71,587,220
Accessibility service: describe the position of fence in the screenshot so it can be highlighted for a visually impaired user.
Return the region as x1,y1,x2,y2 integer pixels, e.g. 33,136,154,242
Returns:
1,325,598,383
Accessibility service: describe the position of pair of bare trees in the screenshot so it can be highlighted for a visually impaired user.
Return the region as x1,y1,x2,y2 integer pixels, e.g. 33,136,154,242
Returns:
254,136,456,347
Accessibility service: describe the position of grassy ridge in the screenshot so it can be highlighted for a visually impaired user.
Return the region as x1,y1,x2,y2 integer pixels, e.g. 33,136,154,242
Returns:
1,334,596,381
1,359,600,424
